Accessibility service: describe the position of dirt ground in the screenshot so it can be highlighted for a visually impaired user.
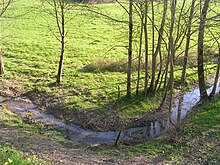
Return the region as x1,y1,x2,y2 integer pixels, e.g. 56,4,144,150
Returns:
0,124,161,165
0,79,164,164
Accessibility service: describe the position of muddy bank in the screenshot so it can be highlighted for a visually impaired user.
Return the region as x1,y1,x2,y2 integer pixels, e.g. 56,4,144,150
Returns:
2,81,219,144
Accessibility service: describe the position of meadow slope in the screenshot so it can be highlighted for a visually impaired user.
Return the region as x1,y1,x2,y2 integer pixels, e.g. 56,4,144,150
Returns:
1,0,219,125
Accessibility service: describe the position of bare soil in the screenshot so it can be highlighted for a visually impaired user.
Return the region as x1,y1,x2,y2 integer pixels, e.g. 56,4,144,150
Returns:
0,125,155,165
1,79,127,132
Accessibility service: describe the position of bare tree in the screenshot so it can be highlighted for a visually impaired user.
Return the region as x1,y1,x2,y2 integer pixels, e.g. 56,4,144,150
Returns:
143,0,149,96
44,0,69,84
153,0,168,93
135,3,144,95
181,0,196,87
148,0,156,93
167,0,177,123
0,0,13,75
127,0,133,98
0,0,12,16
210,47,220,97
197,0,210,99
207,29,220,98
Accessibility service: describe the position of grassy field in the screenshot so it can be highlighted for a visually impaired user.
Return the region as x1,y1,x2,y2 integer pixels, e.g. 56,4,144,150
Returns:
100,96,220,164
0,89,219,164
1,0,219,121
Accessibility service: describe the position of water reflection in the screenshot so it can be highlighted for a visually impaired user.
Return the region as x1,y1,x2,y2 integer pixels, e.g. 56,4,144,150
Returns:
150,121,161,138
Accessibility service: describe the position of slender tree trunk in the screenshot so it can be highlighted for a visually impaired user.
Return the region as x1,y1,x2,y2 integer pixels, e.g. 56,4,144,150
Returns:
0,53,4,75
0,0,13,17
57,38,65,84
56,0,65,84
181,0,196,87
163,56,170,89
168,0,176,124
148,0,155,93
197,0,210,99
127,0,133,98
157,64,166,92
136,14,144,95
160,0,176,107
153,0,168,92
0,0,13,75
210,47,220,97
144,1,149,95
154,48,162,92
174,0,186,50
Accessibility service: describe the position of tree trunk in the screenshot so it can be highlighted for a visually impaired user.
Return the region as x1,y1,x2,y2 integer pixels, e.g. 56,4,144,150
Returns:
136,13,144,95
0,53,4,75
144,1,149,96
148,0,155,93
154,48,162,92
56,0,65,84
57,39,65,84
153,0,168,92
167,0,176,124
197,0,210,99
209,47,220,97
127,0,133,98
161,0,176,108
181,0,196,87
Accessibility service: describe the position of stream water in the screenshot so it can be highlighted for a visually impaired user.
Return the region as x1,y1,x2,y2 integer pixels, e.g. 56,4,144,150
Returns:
1,81,220,144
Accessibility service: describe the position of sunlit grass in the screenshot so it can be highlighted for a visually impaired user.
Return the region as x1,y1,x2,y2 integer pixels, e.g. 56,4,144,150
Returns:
100,97,220,163
1,0,219,119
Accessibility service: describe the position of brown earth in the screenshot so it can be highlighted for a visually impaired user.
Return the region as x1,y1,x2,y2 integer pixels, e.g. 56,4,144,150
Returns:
0,124,156,165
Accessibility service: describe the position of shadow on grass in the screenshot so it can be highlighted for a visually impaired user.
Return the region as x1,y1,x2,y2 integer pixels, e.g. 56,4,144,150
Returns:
78,57,148,73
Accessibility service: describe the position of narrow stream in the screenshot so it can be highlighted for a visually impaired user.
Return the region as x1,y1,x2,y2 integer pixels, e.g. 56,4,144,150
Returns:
150,81,220,138
2,81,220,144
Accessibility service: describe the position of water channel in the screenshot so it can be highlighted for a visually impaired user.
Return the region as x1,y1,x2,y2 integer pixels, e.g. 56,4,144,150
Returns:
1,81,219,144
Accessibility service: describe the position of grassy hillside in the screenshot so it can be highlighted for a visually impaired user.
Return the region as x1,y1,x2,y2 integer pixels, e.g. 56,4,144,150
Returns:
101,97,220,164
1,0,218,120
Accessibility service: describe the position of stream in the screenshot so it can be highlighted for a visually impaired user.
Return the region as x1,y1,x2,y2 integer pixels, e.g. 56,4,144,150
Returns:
1,81,220,144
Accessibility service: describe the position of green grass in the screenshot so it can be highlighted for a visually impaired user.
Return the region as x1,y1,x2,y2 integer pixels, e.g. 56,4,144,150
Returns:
1,0,219,120
0,102,77,164
0,146,38,165
0,105,38,164
100,97,220,164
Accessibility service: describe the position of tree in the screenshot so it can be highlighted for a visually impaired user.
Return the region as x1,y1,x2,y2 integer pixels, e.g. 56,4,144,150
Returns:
167,0,177,123
197,0,210,99
180,0,196,87
210,47,220,97
0,0,12,16
152,0,168,93
44,0,69,84
135,2,144,95
0,52,4,74
127,0,133,98
207,28,220,98
0,0,13,75
143,0,149,96
148,0,155,94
